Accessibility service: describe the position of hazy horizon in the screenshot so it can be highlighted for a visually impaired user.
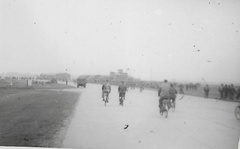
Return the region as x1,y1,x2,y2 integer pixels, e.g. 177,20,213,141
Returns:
1,71,239,85
1,0,240,84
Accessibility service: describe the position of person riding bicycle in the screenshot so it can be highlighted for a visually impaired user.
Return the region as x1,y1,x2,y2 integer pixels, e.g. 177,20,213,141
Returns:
102,80,111,102
118,81,127,105
158,79,171,113
169,83,177,107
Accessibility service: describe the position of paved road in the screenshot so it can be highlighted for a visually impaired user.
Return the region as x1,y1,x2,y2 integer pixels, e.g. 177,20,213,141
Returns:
62,84,240,149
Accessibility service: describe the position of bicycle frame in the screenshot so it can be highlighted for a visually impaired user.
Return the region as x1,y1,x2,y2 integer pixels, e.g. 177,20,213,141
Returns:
103,92,109,106
119,95,125,106
160,99,170,118
162,99,170,110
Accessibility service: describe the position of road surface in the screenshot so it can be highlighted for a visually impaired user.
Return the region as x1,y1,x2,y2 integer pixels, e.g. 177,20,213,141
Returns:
62,84,240,149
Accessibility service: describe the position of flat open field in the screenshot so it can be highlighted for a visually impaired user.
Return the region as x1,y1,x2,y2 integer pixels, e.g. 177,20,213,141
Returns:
0,86,80,147
0,79,76,89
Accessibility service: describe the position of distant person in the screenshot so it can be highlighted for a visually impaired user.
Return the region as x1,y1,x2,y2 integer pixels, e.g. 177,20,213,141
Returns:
178,84,184,94
229,84,236,100
158,80,171,113
118,81,128,105
218,84,224,99
236,86,240,100
227,85,232,100
223,84,229,100
194,84,198,91
204,84,210,98
102,80,111,102
169,83,178,108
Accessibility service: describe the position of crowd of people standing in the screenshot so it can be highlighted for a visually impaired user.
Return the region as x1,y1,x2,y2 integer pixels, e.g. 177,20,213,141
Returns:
218,84,240,100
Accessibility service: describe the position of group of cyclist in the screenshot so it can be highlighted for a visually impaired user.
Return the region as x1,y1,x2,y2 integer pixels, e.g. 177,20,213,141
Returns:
158,79,177,114
102,80,127,105
101,79,240,120
101,79,177,111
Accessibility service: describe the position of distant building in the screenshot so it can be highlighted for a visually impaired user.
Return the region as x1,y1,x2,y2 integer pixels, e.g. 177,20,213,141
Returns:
118,69,123,75
5,72,37,79
110,72,115,76
55,73,70,81
39,74,55,80
87,69,141,85
109,69,129,82
122,73,128,77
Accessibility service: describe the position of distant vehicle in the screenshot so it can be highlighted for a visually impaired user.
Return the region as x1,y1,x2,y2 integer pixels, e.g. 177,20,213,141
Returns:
77,78,87,88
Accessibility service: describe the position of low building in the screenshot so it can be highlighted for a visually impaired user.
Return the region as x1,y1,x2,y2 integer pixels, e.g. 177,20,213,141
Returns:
118,69,123,75
110,72,115,77
39,74,55,80
55,73,70,81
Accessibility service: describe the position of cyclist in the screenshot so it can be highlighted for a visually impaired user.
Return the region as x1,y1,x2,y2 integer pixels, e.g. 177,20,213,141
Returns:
179,83,184,94
102,80,111,102
118,81,127,105
158,79,171,113
169,83,177,108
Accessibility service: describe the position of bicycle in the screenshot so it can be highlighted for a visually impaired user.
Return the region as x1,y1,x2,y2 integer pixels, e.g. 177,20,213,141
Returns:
160,99,171,118
235,103,240,120
169,99,175,112
119,96,125,106
103,92,109,106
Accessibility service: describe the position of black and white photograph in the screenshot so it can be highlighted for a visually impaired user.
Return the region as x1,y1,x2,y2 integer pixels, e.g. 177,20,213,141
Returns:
0,0,240,148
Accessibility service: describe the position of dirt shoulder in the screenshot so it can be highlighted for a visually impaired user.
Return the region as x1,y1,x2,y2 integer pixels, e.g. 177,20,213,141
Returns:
32,83,76,90
0,87,80,147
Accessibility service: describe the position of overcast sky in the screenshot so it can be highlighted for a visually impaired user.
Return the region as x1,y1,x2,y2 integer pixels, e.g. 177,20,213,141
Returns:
0,0,240,84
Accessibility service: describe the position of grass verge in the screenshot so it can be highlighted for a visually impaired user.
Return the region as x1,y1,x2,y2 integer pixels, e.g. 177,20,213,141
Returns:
0,88,80,147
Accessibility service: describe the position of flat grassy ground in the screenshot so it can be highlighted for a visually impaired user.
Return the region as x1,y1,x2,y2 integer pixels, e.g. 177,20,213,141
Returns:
0,79,76,89
0,86,80,147
32,83,75,89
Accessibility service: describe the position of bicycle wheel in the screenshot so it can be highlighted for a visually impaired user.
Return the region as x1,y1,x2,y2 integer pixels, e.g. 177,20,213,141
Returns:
159,105,163,115
162,102,168,118
171,101,175,112
160,109,163,115
120,97,123,106
235,106,240,120
159,102,164,116
164,104,168,118
104,94,107,106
